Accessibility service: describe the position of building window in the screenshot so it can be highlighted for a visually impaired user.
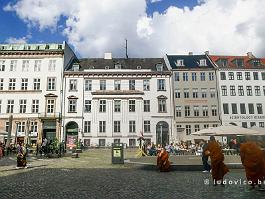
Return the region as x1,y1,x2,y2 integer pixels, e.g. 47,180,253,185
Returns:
156,63,163,71
10,60,17,71
253,72,259,80
213,124,218,127
175,89,180,98
221,86,227,96
202,105,208,116
193,106,199,116
5,122,9,132
129,80,135,90
31,122,38,133
99,121,106,133
21,78,28,90
248,103,254,114
259,122,264,128
220,72,226,80
176,59,184,67
34,60,41,72
194,124,200,132
210,88,216,98
143,80,150,91
230,86,236,96
0,60,6,71
32,99,39,113
68,99,77,113
199,59,207,66
263,86,265,96
262,72,265,80
47,77,56,90
204,124,209,129
175,106,181,117
183,72,188,81
252,59,260,67
22,60,29,72
0,78,3,90
129,100,135,112
99,139,106,146
129,121,136,133
114,100,121,112
231,103,238,114
69,79,77,91
7,100,14,113
209,72,214,81
19,99,27,113
48,60,56,71
192,88,198,98
185,125,191,135
192,72,197,81
158,99,166,112
18,122,26,133
220,59,228,67
84,121,91,133
175,72,180,81
201,88,207,98
238,86,244,96
144,121,151,133
235,59,244,67
129,139,136,147
9,78,16,90
85,80,92,91
144,100,150,112
113,80,121,90
33,78,41,90
223,103,229,114
84,100,91,112
114,121,121,133
237,72,243,80
257,104,263,114
246,86,252,96
211,105,217,116
100,80,106,90
47,99,55,113
228,72,234,80
184,88,189,98
250,122,256,127
99,100,106,112
254,86,261,96
245,72,251,80
240,103,246,114
157,79,166,91
185,106,190,117
200,72,206,81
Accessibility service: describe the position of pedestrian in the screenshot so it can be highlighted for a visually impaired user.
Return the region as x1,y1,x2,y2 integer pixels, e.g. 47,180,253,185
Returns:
205,136,229,185
16,142,27,168
240,140,265,190
41,138,48,155
157,148,170,172
202,140,211,172
0,142,3,159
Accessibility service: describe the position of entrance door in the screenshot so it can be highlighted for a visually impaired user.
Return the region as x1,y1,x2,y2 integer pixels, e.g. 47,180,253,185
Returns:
156,121,169,147
65,121,79,149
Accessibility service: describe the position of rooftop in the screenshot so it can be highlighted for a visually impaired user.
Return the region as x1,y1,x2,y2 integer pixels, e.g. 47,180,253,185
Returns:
0,43,65,51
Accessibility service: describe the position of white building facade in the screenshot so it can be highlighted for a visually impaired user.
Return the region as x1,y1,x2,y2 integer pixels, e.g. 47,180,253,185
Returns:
63,57,174,147
0,42,76,144
210,54,265,129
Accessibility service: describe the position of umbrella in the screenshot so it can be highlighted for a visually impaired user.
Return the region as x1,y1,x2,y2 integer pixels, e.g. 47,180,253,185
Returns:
191,125,265,136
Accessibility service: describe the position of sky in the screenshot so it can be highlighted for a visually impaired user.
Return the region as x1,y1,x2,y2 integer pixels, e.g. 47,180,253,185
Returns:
0,0,265,58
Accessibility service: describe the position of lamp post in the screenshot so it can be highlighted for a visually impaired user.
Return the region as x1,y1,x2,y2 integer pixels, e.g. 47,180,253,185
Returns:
160,123,163,147
15,121,20,146
25,118,30,145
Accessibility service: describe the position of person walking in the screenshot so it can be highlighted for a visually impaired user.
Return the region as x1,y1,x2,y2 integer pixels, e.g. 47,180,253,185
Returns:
157,148,170,172
16,142,27,168
202,140,211,172
205,136,229,185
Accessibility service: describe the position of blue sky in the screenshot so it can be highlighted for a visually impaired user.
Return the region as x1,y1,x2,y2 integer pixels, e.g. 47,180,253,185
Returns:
0,0,199,45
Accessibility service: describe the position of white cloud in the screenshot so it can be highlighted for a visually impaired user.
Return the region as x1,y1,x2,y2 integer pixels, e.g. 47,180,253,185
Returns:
150,0,163,3
4,0,265,57
5,36,28,44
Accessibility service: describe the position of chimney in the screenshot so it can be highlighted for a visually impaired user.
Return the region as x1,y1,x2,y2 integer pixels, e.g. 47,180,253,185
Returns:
247,52,255,59
188,52,193,55
205,51,209,55
104,52,112,59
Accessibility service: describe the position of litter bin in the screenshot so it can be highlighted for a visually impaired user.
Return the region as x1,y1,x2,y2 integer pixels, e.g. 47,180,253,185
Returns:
111,143,124,164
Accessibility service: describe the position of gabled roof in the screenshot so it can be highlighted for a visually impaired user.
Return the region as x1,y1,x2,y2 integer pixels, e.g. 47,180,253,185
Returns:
209,55,265,69
71,58,168,71
166,54,215,69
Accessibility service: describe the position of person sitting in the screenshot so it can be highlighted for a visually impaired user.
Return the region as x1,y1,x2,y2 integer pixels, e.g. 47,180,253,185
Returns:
157,148,170,172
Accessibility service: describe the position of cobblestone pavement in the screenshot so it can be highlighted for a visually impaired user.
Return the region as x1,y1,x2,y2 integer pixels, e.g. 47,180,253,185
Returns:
0,149,264,199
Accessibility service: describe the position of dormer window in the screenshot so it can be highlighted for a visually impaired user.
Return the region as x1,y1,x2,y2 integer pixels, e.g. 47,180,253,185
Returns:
72,63,80,71
219,59,228,67
175,59,184,67
105,66,109,70
137,65,142,69
235,59,244,67
114,63,122,69
252,59,261,67
89,66,94,69
156,63,163,71
199,59,207,66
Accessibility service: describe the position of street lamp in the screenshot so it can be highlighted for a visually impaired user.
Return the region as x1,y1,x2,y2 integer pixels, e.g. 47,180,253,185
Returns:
25,118,30,145
159,123,163,147
15,121,20,146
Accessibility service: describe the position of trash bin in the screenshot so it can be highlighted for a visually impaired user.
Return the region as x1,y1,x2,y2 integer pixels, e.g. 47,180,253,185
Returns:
111,143,124,164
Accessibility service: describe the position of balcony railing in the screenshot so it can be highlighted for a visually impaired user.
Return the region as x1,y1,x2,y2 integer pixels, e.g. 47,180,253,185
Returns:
38,112,61,119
